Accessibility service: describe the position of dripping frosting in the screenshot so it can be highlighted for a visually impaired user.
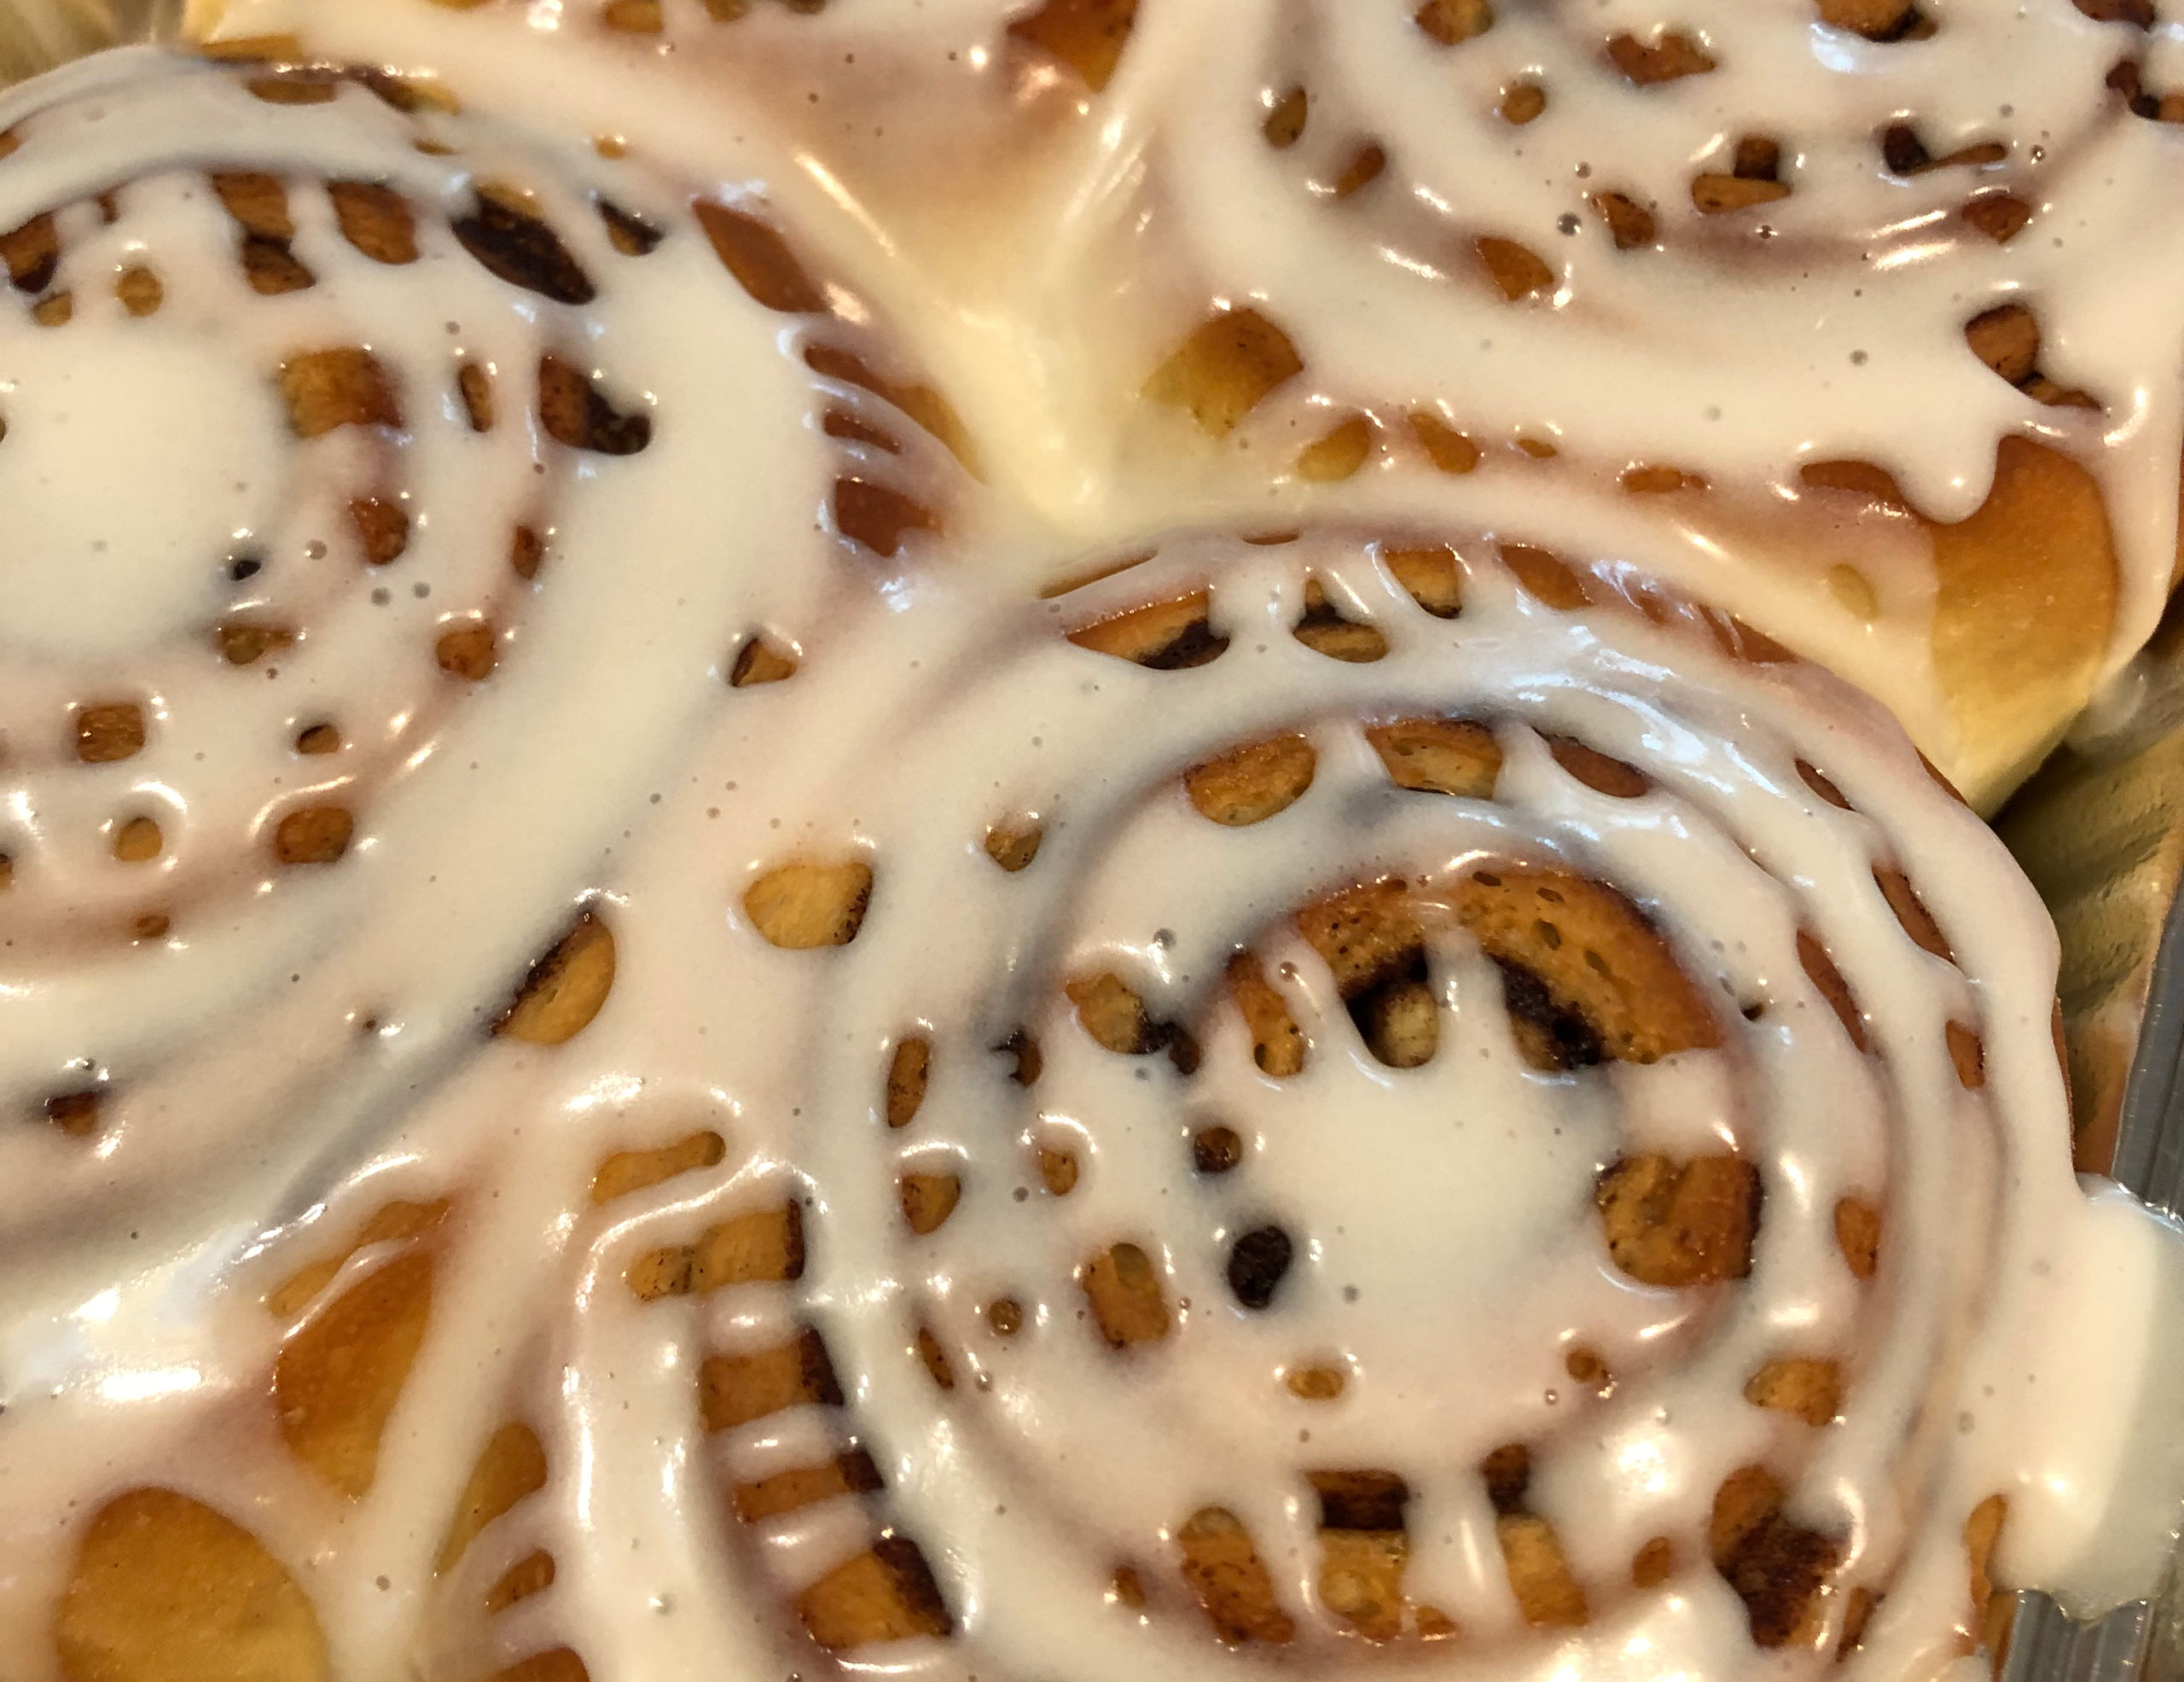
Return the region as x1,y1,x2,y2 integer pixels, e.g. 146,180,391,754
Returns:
0,7,2178,1681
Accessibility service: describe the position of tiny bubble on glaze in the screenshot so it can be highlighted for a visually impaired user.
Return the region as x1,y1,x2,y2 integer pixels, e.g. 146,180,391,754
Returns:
0,11,2177,1682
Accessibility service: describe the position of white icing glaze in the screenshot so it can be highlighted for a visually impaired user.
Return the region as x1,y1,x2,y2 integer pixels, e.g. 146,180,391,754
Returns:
0,12,2177,1682
184,0,2184,805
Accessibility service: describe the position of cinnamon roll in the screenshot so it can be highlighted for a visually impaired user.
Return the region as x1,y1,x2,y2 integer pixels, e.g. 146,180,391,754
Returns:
212,0,2184,806
0,5,2181,1682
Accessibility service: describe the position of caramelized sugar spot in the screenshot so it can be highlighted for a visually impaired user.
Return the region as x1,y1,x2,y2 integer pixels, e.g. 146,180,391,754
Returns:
1948,1021,1986,1088
75,702,144,763
798,1539,953,1650
1501,542,1591,608
276,1250,434,1497
1287,1364,1346,1400
1082,1241,1170,1346
1693,173,1792,212
834,478,939,556
1479,1445,1587,1625
591,1130,726,1202
1225,953,1304,1076
114,265,162,315
1874,864,1951,959
1593,191,1658,248
1293,579,1388,661
1311,1471,1411,1642
1297,414,1373,480
241,236,314,295
1710,1465,1844,1648
1798,930,1869,1051
497,911,617,1044
537,356,652,454
219,620,293,666
438,1423,549,1573
328,181,418,264
435,623,497,680
915,1325,956,1389
273,806,353,865
1834,1197,1881,1279
112,816,163,863
733,1450,882,1523
984,819,1043,871
1068,591,1228,668
58,1489,329,1682
1416,0,1492,45
1368,717,1501,797
1607,30,1716,83
1798,759,1852,809
1502,80,1546,122
1819,0,1934,40
453,195,595,304
1633,1535,1677,1587
1547,736,1650,797
598,198,663,255
1498,1512,1589,1627
1965,191,2032,243
1964,305,2096,407
1066,970,1164,1054
1193,1124,1245,1174
1477,236,1554,300
699,1327,843,1432
1263,86,1308,148
1596,1154,1760,1285
1037,1144,1079,1195
1385,543,1463,615
245,72,336,103
486,1651,590,1682
457,362,495,432
485,1550,555,1614
1008,0,1140,90
729,636,798,686
1453,866,1720,1065
44,1091,102,1138
0,209,58,290
899,1171,962,1235
1143,308,1303,437
1185,733,1316,825
1745,1357,1844,1426
1409,413,1480,475
1297,880,1438,1068
267,1198,448,1320
693,199,825,312
805,344,976,469
630,1203,806,1300
1966,1494,2010,1638
745,861,873,948
1177,1508,1295,1643
886,1037,930,1127
280,348,398,438
350,496,410,565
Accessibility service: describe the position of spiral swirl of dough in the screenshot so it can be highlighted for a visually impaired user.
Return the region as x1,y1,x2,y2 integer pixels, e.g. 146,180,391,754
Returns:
0,46,953,1321
533,525,2101,1682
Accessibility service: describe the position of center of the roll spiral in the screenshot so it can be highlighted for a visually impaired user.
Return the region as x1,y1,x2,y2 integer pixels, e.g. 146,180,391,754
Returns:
0,327,283,658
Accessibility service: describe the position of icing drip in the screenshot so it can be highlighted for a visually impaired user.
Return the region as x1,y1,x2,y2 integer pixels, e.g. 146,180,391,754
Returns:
0,14,2176,1682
